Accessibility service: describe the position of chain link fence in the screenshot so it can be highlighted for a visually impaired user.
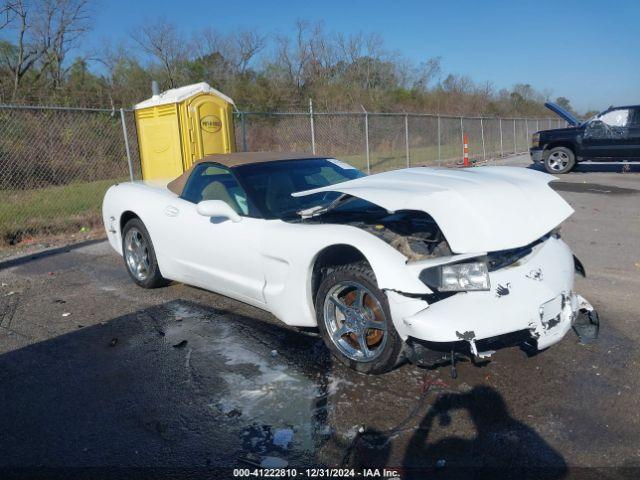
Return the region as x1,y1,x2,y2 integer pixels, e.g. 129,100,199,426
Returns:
236,110,565,171
0,103,564,247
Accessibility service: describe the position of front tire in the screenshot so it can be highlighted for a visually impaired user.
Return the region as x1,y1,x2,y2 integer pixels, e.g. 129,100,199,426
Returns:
315,262,404,374
544,146,575,174
121,218,168,288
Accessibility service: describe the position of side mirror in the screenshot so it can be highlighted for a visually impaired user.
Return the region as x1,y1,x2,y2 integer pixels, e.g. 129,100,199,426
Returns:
196,200,242,223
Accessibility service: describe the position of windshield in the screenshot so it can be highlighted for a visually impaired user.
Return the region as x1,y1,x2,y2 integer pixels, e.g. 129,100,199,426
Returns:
233,158,365,219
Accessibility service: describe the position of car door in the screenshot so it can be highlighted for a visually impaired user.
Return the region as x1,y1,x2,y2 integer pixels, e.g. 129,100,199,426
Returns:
164,162,266,305
582,108,631,159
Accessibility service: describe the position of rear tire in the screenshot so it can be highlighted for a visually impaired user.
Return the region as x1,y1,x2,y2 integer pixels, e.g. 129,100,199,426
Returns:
121,218,168,289
544,146,575,174
315,262,404,374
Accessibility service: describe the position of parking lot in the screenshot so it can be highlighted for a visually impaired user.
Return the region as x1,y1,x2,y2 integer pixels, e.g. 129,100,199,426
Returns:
1,156,639,475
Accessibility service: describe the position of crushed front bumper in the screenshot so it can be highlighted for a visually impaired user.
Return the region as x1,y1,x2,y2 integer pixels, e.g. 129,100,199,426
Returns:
387,237,597,356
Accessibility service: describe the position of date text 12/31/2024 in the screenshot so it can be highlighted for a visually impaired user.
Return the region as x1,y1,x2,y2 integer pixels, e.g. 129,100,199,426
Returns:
233,468,401,478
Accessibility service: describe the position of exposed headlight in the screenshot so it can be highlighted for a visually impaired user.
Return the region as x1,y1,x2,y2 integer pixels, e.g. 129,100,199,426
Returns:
531,132,540,148
420,261,490,292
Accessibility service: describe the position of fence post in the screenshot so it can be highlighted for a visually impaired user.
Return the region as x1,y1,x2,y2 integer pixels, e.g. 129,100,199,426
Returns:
480,117,486,162
437,115,441,165
404,114,410,167
120,108,134,182
240,112,248,152
513,119,517,154
536,119,539,133
309,98,316,154
362,106,370,174
499,118,504,158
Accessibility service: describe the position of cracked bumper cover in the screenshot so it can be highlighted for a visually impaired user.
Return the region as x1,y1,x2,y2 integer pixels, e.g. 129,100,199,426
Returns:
387,237,594,351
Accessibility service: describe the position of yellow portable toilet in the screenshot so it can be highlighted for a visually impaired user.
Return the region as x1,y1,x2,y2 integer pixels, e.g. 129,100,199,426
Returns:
134,82,236,180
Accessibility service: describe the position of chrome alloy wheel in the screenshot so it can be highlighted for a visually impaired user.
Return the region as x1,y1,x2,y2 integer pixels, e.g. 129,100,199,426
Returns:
547,150,570,171
124,227,150,281
323,281,388,362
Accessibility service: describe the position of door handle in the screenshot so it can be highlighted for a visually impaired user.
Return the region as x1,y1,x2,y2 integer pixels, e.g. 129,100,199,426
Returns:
164,206,179,217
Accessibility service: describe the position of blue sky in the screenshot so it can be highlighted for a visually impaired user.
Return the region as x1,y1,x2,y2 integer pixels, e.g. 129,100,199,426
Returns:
88,0,637,112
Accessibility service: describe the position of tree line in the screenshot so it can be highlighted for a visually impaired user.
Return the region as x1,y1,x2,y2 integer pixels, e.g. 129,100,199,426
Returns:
0,0,582,117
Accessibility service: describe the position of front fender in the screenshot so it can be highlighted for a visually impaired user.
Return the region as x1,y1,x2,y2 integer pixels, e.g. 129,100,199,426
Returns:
260,221,430,327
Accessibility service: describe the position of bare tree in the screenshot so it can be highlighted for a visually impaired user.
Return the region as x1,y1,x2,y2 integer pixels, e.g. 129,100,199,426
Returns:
0,1,45,99
413,57,441,91
274,20,312,92
33,0,90,88
131,18,187,88
197,28,265,76
232,30,265,74
1,1,16,30
198,27,230,60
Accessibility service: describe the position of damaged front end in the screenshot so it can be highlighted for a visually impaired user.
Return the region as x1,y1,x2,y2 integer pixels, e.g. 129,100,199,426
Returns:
392,235,599,370
305,207,453,261
293,166,599,370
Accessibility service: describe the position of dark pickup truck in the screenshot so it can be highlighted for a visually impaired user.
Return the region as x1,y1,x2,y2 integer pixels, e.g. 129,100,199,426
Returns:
530,102,640,173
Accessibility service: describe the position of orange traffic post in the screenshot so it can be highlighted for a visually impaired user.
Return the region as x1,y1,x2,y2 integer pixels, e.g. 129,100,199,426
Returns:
463,133,470,167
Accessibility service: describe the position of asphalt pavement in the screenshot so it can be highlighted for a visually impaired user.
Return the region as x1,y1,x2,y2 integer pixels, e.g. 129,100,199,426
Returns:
1,155,639,477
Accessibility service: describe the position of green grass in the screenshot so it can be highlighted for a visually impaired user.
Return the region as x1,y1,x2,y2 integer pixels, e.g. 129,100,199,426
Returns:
340,140,517,173
341,143,471,172
0,178,125,243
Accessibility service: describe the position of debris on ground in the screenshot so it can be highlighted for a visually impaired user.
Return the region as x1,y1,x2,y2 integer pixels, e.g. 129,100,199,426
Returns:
53,299,66,304
421,375,449,393
5,291,16,297
260,456,288,468
270,349,278,357
237,453,261,467
62,312,71,317
458,382,472,393
272,428,294,450
436,459,446,468
238,453,288,468
173,340,188,349
109,338,118,347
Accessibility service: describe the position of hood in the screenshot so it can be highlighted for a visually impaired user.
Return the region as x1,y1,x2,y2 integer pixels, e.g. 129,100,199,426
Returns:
292,167,574,254
544,102,580,127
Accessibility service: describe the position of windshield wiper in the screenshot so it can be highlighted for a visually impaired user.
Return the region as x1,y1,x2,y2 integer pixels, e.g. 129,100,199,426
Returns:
297,194,352,219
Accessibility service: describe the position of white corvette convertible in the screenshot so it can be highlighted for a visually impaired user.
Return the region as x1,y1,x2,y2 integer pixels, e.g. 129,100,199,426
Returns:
102,152,597,374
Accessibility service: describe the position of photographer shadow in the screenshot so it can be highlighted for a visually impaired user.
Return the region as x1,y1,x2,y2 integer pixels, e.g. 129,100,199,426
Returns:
401,385,567,479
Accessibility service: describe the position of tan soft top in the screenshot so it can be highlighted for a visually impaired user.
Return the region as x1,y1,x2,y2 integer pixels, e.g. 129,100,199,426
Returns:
167,151,326,195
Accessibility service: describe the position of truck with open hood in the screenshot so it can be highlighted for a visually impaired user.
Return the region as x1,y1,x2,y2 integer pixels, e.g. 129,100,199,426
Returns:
531,102,640,173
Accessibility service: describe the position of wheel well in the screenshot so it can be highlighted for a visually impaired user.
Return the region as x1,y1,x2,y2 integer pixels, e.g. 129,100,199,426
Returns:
544,141,576,156
120,211,139,233
311,244,370,305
